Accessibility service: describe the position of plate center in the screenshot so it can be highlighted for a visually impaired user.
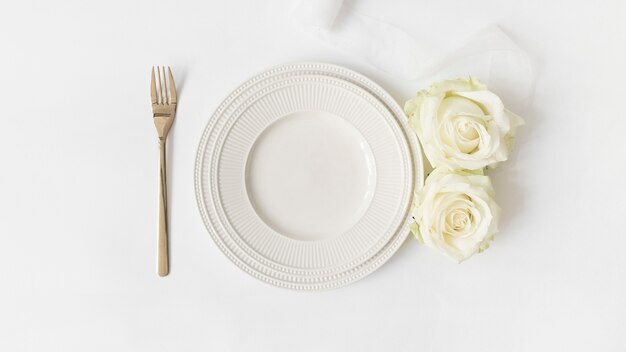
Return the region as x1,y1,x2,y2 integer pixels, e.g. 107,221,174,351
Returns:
245,111,376,241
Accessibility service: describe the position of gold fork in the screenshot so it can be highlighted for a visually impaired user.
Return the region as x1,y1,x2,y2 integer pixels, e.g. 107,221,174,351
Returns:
150,66,177,277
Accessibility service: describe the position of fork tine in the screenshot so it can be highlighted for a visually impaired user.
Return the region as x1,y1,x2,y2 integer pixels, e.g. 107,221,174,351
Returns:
163,66,170,105
150,67,158,105
162,66,169,105
157,66,164,105
168,67,177,104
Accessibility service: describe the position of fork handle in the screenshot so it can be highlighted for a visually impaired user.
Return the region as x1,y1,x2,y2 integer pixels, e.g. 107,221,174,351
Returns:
157,138,169,277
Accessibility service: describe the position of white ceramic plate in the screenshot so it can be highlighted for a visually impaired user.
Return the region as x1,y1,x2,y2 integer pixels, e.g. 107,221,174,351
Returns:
195,63,423,290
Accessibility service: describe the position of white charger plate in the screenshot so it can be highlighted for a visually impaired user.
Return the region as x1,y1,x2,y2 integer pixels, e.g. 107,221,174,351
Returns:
195,63,423,290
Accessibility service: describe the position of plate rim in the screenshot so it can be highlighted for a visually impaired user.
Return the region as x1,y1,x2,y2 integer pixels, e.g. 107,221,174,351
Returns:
203,75,412,271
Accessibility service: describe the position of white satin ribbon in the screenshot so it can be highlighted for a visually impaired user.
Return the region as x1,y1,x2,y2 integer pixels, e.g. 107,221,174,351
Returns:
293,0,533,109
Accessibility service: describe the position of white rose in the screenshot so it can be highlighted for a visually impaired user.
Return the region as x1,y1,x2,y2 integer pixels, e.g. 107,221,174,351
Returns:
411,168,500,262
404,77,524,170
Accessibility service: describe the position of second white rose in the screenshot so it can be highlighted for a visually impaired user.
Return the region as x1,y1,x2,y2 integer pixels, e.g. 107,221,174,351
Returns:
411,168,500,262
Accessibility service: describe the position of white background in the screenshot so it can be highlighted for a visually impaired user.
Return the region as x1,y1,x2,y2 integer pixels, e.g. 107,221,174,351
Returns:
2,0,626,351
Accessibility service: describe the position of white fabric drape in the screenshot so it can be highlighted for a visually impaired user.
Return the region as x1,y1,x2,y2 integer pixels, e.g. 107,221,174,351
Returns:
293,0,533,109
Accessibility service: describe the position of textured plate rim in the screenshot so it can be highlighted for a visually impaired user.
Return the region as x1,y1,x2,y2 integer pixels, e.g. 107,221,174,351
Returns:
204,75,410,272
